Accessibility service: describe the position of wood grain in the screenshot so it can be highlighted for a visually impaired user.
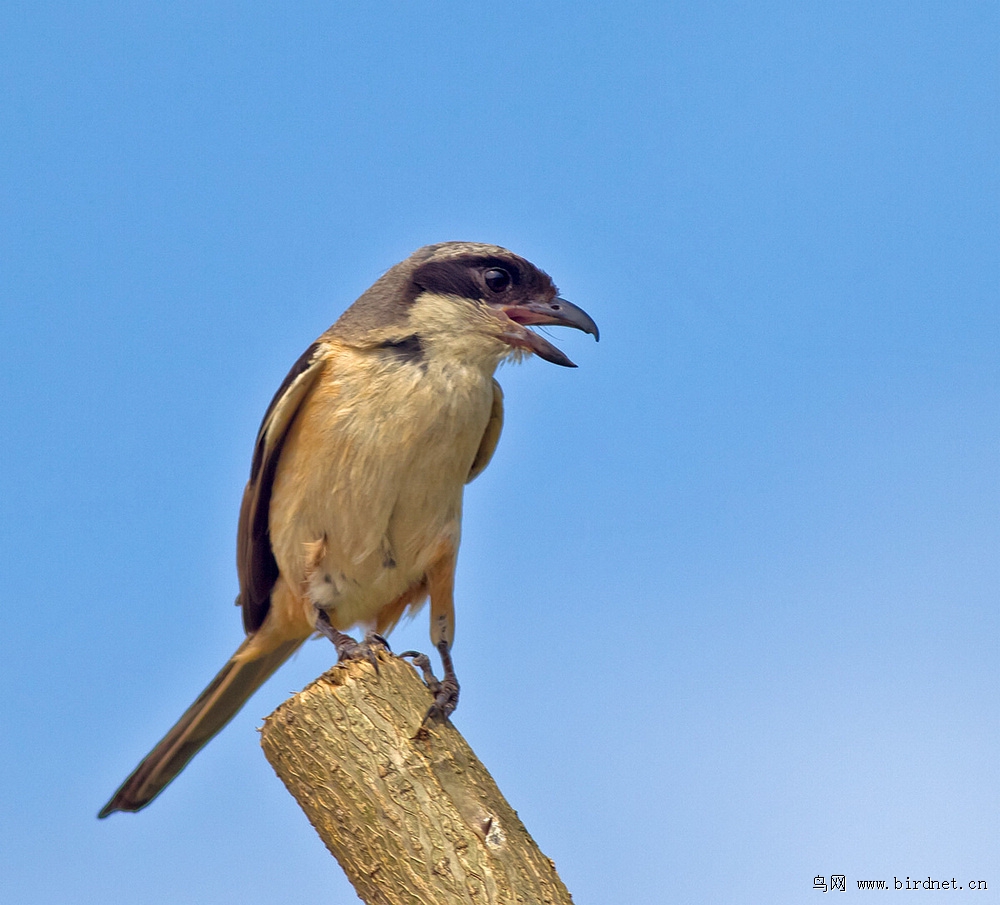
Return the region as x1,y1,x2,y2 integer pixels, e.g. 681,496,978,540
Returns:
260,651,574,905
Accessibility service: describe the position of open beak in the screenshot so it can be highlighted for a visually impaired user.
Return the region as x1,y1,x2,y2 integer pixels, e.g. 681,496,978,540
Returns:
496,296,600,367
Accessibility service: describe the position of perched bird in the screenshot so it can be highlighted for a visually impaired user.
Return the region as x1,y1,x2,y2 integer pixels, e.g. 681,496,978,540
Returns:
99,241,598,817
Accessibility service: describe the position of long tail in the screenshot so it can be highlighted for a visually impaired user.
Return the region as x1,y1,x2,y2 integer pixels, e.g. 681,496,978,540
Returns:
98,636,304,817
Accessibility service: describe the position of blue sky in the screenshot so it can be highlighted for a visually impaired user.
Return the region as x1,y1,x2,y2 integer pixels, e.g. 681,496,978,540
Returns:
1,2,997,902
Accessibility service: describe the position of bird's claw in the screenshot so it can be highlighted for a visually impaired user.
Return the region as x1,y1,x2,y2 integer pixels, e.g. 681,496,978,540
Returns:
399,651,439,693
339,631,391,673
316,611,389,674
425,675,459,723
400,650,459,723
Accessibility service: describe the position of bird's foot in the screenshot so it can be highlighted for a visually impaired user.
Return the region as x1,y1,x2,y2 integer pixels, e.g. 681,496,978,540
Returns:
400,644,460,723
399,651,440,694
425,674,459,722
316,610,389,673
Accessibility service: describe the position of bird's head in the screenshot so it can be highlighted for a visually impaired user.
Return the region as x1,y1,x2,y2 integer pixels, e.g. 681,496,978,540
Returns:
333,242,599,368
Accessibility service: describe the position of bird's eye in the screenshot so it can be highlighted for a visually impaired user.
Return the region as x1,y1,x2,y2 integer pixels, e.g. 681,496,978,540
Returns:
484,268,511,292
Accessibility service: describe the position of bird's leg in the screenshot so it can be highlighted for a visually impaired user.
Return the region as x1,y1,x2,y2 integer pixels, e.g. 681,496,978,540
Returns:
399,645,459,723
314,607,360,657
404,546,460,722
315,608,388,673
428,638,459,721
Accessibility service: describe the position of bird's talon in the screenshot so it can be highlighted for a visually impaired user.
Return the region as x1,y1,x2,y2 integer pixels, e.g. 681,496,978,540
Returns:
423,677,459,724
338,641,382,675
399,650,442,693
316,613,386,674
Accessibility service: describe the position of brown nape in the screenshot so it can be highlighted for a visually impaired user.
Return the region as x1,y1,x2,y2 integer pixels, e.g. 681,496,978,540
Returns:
329,252,427,341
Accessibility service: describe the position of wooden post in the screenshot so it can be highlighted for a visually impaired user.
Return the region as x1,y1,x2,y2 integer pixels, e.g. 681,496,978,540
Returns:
260,651,574,905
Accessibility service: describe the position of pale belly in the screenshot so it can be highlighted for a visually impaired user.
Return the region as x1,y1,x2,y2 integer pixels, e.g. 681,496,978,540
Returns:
267,354,496,630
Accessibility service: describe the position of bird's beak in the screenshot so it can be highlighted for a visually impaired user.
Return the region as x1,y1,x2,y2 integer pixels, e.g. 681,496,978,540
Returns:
495,297,600,368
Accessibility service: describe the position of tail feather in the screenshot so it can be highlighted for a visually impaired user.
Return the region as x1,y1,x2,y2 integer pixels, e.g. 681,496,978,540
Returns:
98,637,304,817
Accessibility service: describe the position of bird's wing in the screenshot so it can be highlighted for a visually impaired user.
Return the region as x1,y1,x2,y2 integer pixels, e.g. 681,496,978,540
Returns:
237,342,328,633
467,379,504,483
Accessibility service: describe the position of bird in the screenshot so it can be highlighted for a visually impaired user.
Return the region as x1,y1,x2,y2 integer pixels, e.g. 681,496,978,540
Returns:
98,241,598,817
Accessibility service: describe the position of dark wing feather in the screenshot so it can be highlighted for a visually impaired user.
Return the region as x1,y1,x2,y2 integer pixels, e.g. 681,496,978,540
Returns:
467,379,504,483
237,342,327,633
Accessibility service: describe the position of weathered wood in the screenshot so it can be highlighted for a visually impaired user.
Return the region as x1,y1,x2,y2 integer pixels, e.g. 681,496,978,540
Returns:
260,651,574,905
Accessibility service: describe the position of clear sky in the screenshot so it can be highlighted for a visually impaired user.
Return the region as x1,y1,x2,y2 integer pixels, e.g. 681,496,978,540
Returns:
1,3,996,903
